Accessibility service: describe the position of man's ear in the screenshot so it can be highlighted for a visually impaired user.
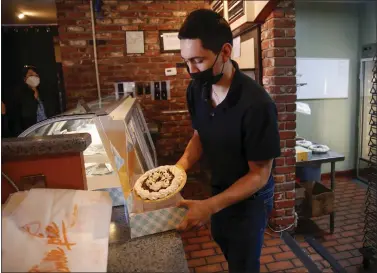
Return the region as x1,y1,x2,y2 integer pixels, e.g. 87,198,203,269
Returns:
222,43,233,62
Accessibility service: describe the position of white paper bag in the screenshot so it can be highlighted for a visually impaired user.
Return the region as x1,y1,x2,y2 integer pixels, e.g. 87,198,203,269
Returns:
2,189,112,272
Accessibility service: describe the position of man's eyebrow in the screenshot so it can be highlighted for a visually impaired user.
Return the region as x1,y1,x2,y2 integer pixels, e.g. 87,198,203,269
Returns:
181,56,205,61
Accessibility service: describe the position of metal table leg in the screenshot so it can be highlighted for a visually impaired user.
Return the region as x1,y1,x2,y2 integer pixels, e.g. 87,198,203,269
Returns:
330,162,335,233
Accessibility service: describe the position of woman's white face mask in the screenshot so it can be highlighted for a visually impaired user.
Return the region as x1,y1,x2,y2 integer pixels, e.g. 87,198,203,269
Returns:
26,76,40,88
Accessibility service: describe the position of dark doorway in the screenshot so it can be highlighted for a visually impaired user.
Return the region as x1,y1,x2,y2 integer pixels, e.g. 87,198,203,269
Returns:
1,26,65,136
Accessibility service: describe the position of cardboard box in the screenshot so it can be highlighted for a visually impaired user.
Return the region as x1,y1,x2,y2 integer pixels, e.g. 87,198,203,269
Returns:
296,146,312,162
301,181,334,217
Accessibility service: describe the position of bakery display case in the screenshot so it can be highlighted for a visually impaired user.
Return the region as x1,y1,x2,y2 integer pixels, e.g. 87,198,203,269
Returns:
18,95,157,201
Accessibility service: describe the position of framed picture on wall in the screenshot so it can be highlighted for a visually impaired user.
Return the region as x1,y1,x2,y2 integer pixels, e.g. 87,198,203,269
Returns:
126,31,145,54
159,30,180,53
231,25,262,85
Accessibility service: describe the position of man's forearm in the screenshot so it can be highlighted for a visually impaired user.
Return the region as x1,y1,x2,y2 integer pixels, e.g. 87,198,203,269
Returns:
206,160,273,214
176,131,202,171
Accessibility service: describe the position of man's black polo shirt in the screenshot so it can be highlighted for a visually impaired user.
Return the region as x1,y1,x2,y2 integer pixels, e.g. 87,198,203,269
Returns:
186,61,281,192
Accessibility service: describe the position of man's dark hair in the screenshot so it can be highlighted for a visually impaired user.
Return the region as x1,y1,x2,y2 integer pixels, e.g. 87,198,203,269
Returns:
178,9,233,54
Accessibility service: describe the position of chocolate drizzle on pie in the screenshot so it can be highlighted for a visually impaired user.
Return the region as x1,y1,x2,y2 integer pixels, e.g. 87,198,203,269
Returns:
141,169,175,192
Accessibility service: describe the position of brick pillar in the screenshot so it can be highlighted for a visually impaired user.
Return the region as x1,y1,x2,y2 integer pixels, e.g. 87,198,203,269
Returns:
262,0,296,229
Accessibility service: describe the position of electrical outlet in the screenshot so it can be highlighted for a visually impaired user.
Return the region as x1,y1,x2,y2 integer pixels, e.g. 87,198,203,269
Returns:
136,82,144,96
154,81,161,100
161,81,168,100
145,82,151,95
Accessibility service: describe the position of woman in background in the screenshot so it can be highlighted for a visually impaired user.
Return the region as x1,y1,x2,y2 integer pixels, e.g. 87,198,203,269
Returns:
7,65,50,136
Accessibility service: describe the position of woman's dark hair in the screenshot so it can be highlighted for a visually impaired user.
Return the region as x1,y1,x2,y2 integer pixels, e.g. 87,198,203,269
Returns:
178,9,233,54
22,65,38,78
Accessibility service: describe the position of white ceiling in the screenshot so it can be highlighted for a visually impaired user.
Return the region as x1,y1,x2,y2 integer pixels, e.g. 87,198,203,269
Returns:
2,0,57,25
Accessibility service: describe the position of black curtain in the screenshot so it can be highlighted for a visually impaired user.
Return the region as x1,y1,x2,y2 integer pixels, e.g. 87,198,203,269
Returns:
1,26,62,118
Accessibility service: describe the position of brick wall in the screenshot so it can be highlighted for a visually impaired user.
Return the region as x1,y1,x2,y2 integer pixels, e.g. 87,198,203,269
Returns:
262,0,297,229
56,0,208,163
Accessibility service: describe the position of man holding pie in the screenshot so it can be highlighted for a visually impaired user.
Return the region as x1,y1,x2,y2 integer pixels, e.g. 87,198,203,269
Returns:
175,9,281,273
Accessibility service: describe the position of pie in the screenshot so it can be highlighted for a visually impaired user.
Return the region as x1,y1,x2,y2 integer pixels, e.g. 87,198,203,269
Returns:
308,144,330,153
134,165,186,201
296,140,312,148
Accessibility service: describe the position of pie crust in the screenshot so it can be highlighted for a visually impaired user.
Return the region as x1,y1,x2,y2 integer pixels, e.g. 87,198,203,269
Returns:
308,144,330,153
134,165,186,201
296,140,312,148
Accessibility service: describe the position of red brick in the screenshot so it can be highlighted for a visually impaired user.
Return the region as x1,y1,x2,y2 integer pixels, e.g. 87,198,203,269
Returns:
265,238,284,246
221,262,228,271
187,258,206,267
275,166,295,175
260,264,268,272
274,174,286,183
310,254,322,261
187,236,211,244
271,76,296,85
286,139,296,148
333,251,353,260
342,224,359,231
286,103,297,112
272,216,295,226
280,131,296,140
271,209,285,217
274,200,295,209
286,29,296,37
274,57,296,66
269,18,296,28
184,244,201,252
262,246,282,255
286,156,296,165
274,251,296,260
274,94,297,103
322,240,338,247
274,192,284,200
266,9,285,20
202,241,218,249
348,256,362,265
278,113,296,121
339,259,351,267
334,244,355,252
215,247,223,254
197,229,210,237
292,258,303,267
206,255,226,264
338,237,355,244
264,67,286,76
195,264,223,273
191,249,216,258
285,190,295,199
341,231,358,237
260,254,275,264
266,261,294,272
286,121,296,130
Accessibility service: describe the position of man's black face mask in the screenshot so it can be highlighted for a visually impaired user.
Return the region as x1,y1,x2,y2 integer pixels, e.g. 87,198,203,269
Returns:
186,52,225,85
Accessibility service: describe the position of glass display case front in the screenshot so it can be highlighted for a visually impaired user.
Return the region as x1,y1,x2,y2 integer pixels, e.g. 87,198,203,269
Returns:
19,96,157,198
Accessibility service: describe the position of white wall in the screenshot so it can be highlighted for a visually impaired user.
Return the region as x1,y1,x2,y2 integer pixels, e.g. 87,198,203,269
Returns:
359,1,377,46
296,2,361,173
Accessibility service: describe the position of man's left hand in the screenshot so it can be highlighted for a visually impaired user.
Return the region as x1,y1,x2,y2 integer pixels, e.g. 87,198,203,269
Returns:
176,199,214,231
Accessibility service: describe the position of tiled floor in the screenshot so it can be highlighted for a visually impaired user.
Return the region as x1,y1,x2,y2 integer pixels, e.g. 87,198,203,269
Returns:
180,176,370,273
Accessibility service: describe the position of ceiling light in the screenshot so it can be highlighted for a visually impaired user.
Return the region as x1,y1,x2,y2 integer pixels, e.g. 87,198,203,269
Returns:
18,13,25,19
